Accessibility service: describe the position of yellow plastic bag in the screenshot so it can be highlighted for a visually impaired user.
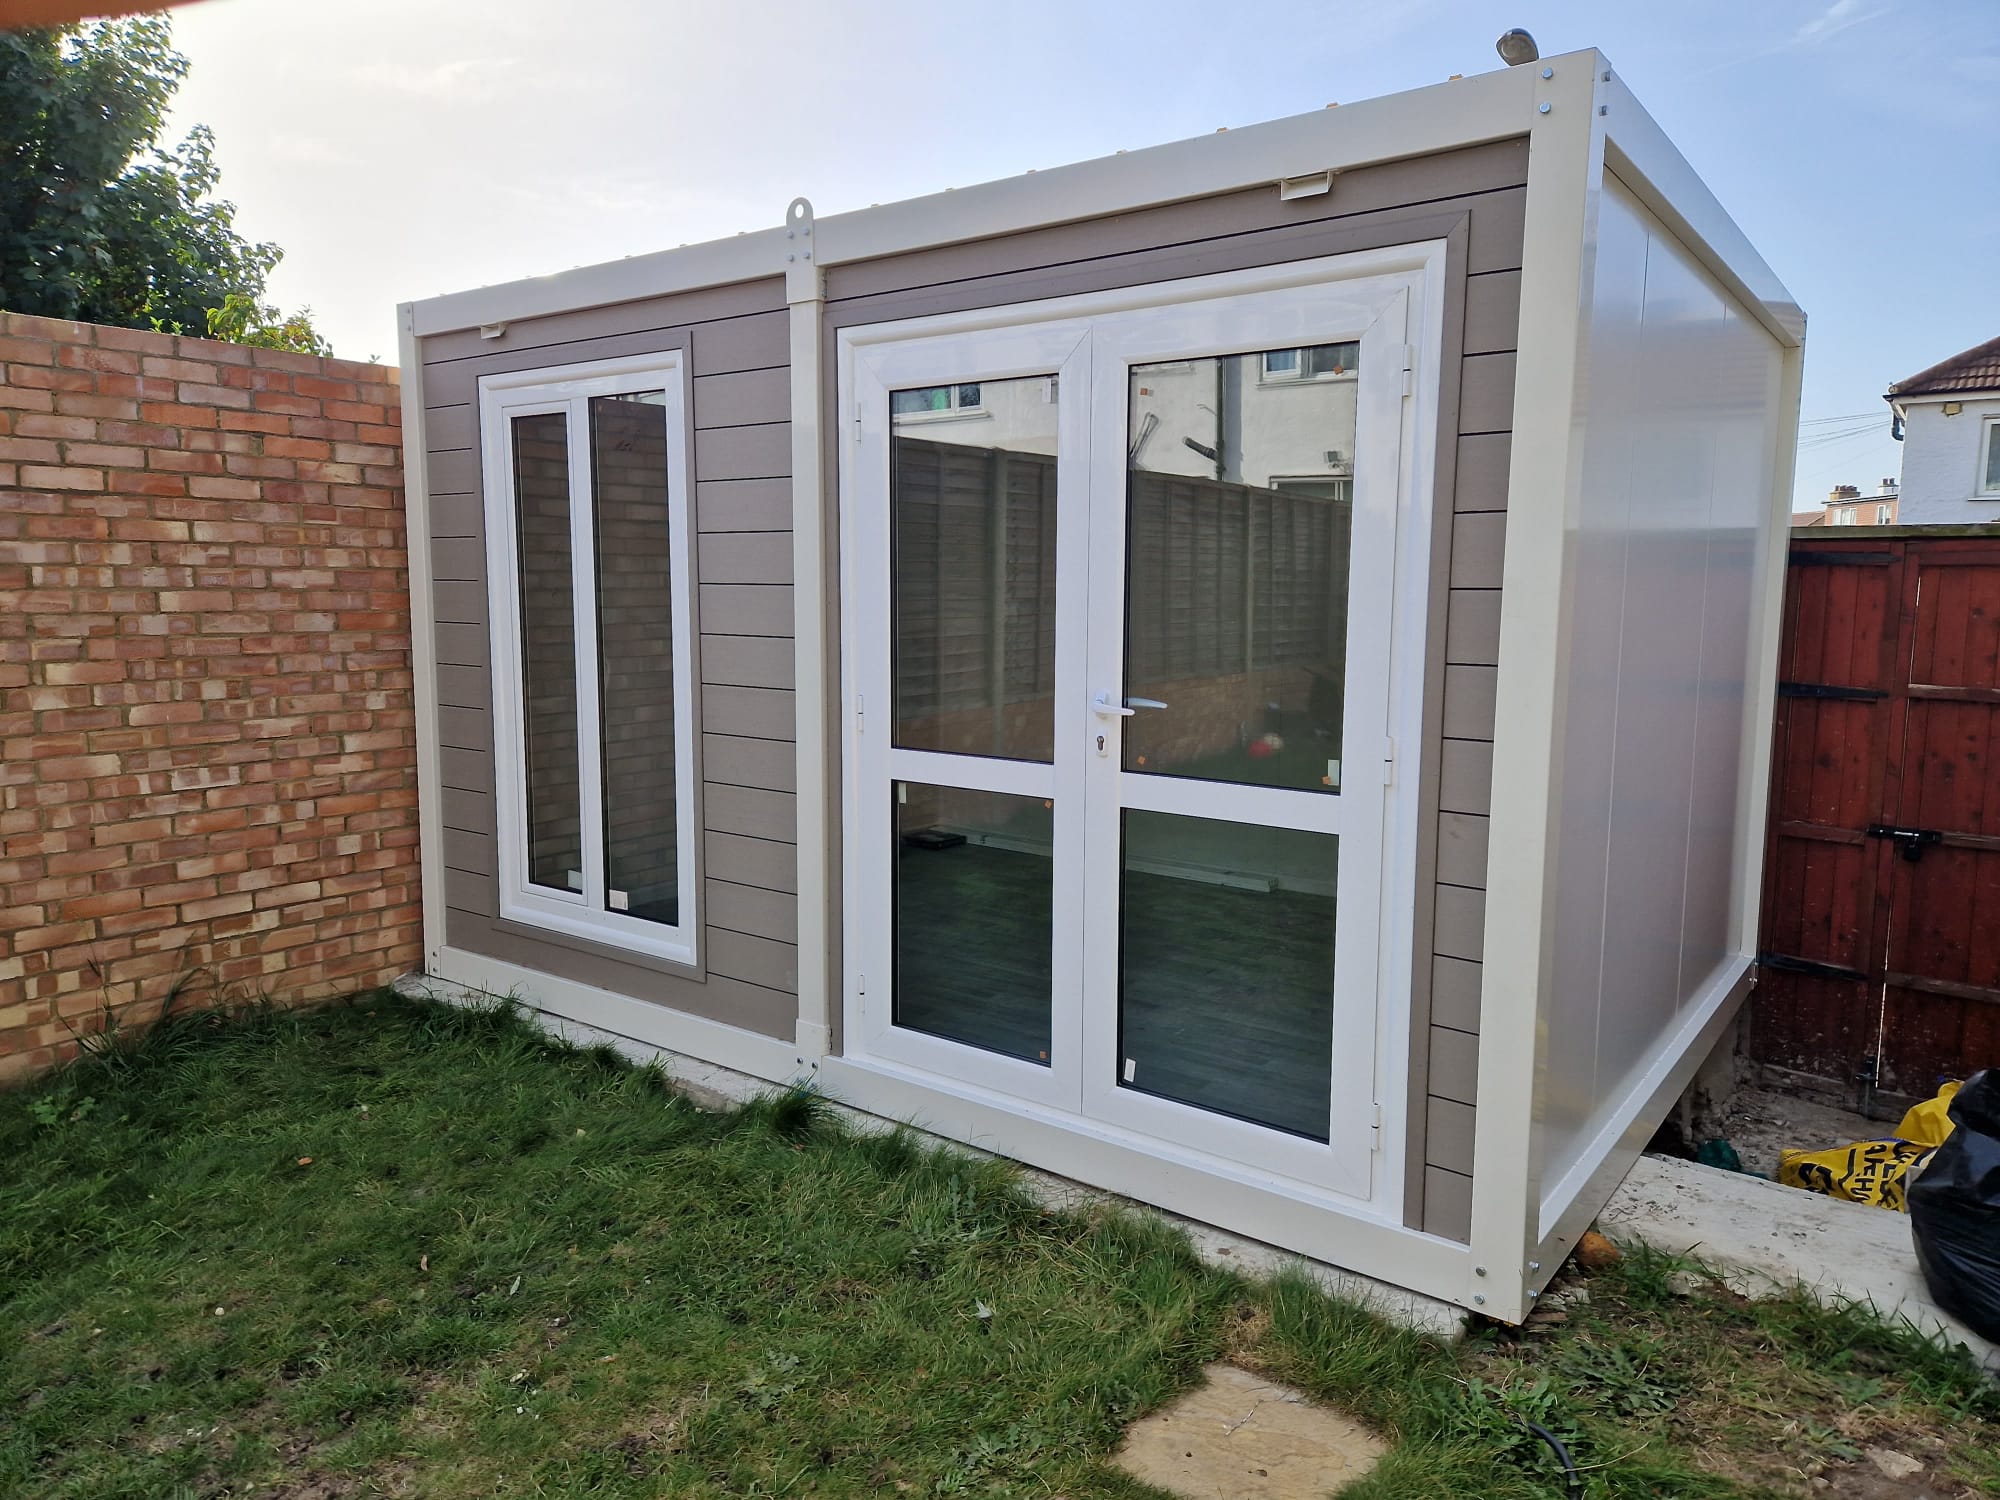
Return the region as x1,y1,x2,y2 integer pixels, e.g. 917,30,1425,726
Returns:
1895,1081,1961,1151
1779,1139,1931,1212
1777,1081,1962,1213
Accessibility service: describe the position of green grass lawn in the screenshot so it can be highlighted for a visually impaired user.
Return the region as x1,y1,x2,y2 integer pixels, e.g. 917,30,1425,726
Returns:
2,993,1995,1499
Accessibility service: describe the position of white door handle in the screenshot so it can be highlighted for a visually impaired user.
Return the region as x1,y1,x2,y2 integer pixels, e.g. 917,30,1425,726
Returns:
1093,693,1168,719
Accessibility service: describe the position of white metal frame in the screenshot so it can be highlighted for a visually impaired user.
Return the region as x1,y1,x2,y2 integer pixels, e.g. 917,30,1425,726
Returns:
399,49,1806,1321
476,351,701,966
1980,415,2000,498
836,247,1446,1217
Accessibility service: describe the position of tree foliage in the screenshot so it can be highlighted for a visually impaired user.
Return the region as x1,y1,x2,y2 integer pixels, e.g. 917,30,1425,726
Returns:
0,17,325,349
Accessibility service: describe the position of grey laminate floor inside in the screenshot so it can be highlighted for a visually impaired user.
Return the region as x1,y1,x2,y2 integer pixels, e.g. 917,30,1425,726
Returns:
893,841,1336,1140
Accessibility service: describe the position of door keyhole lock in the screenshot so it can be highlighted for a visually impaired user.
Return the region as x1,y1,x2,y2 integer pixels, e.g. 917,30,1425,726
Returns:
1096,733,1105,753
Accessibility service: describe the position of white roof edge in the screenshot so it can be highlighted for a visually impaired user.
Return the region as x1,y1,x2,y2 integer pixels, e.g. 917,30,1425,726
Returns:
1597,69,1804,346
407,57,1548,338
406,47,1802,351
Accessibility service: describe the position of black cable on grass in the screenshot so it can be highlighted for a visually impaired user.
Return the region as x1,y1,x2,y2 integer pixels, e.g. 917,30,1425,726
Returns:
1519,1417,1585,1499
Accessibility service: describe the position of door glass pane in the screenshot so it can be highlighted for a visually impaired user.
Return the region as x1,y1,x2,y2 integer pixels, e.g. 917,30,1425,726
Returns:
1117,811,1337,1139
1124,349,1356,792
891,374,1059,761
894,783,1053,1064
512,411,582,894
590,390,679,925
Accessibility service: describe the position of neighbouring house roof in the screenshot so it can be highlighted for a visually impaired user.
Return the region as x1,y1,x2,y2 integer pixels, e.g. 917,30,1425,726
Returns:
1791,510,1828,527
1887,335,2000,401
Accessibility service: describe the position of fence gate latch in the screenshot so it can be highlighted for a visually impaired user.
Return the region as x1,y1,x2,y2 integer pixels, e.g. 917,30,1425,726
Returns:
1867,824,1942,862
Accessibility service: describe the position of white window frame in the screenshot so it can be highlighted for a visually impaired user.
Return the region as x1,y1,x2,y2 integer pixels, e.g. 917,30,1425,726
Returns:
478,351,699,965
1259,341,1361,384
1980,416,2000,498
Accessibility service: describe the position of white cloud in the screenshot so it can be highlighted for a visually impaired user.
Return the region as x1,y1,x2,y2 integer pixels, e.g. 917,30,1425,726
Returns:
1794,0,1887,46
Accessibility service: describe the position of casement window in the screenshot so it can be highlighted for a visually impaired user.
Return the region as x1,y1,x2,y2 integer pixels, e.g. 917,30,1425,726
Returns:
1981,418,2000,498
478,353,698,964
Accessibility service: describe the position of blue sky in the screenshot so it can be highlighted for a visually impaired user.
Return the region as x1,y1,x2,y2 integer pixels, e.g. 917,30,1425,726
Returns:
166,0,2000,510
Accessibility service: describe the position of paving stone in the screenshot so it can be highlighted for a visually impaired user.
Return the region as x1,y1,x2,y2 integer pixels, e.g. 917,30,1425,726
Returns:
1112,1362,1385,1499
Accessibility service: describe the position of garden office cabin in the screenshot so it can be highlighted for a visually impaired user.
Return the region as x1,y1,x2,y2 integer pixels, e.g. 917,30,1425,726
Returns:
399,51,1803,1323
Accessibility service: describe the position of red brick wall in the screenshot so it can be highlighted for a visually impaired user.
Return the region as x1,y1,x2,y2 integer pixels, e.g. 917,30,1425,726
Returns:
0,312,422,1082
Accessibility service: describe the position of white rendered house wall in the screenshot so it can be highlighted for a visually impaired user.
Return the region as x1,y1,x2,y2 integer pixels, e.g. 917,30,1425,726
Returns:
1895,395,2000,524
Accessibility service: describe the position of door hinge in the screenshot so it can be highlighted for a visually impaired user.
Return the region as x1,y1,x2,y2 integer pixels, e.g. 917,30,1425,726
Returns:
1382,735,1397,786
1371,1102,1384,1150
1400,344,1415,396
857,972,865,997
852,413,862,444
856,692,865,732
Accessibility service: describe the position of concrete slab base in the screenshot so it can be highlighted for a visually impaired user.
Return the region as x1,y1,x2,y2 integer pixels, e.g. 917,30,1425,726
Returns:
1601,1153,1997,1373
1112,1363,1385,1500
395,974,1466,1338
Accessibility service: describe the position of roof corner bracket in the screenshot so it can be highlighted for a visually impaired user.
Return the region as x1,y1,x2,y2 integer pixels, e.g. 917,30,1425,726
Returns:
784,196,821,302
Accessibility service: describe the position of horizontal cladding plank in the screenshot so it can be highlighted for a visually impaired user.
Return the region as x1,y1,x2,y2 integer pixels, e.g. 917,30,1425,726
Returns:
438,704,492,754
422,327,710,408
1432,954,1481,1033
436,662,491,711
1436,810,1490,891
419,278,785,365
440,784,493,836
1434,885,1486,964
707,927,799,995
1437,738,1494,817
444,865,496,918
1423,1167,1474,1242
428,448,477,495
699,583,794,637
705,782,797,843
440,747,490,794
1445,588,1501,665
1453,433,1511,513
434,620,489,669
1449,512,1506,589
439,909,798,1042
1457,351,1517,435
1440,664,1496,742
703,684,796,741
429,492,482,540
433,579,487,628
706,877,799,943
705,732,798,792
695,422,790,483
693,311,790,379
442,825,494,878
1426,1095,1475,1176
432,535,483,583
698,477,793,534
699,530,794,585
701,634,796,691
1429,1025,1479,1106
426,404,475,450
1466,188,1526,279
706,829,799,894
824,142,1528,301
1461,269,1522,355
830,196,1515,332
694,365,791,430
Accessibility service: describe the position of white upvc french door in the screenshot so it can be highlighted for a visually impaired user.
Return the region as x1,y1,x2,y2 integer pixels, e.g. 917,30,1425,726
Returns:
840,252,1435,1207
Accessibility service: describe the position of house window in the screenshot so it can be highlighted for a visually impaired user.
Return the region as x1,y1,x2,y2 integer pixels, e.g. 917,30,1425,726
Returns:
1876,503,1893,525
479,353,698,964
1982,419,2000,497
891,383,984,417
1261,342,1360,381
1831,507,1855,525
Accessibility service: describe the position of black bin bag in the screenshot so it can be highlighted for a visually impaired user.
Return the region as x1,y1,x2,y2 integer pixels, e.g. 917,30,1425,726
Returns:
1909,1069,2000,1343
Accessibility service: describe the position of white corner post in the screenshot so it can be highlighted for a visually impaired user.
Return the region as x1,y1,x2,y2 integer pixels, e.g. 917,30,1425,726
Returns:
1466,55,1609,1324
786,197,834,1070
398,302,449,970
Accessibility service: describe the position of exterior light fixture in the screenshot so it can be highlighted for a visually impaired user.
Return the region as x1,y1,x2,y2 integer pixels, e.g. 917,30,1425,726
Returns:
1495,28,1540,65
